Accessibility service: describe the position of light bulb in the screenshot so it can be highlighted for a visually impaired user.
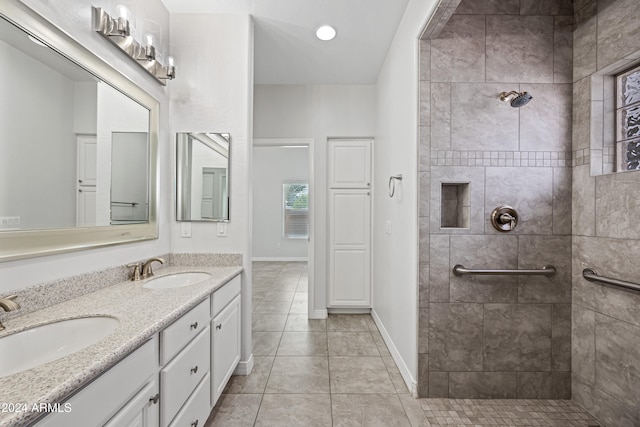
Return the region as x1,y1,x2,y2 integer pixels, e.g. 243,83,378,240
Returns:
116,4,129,20
168,56,174,67
145,33,154,47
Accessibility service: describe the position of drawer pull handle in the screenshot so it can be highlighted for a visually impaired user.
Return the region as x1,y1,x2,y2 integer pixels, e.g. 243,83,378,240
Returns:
191,421,199,427
190,365,198,374
149,393,160,404
216,323,222,330
190,321,198,330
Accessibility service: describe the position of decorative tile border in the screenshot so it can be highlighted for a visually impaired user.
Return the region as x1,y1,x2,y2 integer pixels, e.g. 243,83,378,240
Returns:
431,150,573,167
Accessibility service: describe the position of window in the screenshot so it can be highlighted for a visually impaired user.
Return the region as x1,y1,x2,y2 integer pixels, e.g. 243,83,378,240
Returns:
616,65,640,171
283,182,309,239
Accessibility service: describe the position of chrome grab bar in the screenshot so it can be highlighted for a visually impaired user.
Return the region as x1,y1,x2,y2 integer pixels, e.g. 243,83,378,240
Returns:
582,268,640,292
452,264,556,277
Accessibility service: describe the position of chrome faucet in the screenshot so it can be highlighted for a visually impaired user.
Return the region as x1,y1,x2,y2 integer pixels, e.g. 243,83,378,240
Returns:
141,257,165,279
0,295,20,332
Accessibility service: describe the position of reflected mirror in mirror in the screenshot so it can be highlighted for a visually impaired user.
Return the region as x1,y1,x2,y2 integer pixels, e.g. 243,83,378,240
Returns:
176,133,230,222
0,12,151,231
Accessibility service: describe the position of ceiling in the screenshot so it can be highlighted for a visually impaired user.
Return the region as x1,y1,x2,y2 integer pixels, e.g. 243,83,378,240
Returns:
159,0,410,85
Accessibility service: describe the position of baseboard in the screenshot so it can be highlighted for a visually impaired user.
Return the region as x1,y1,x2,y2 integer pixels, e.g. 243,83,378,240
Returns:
371,309,418,397
233,354,254,376
327,307,371,314
252,257,308,262
309,308,328,319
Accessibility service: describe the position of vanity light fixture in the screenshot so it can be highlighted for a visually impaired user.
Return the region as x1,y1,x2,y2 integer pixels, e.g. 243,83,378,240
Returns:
316,25,337,41
92,6,175,85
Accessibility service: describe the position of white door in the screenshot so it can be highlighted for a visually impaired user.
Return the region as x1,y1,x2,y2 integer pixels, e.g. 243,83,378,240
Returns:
329,139,371,189
328,189,371,307
77,135,97,186
77,135,97,226
77,187,97,227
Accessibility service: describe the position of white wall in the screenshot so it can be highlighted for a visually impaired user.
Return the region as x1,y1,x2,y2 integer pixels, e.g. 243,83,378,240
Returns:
253,84,376,317
373,0,439,394
253,146,309,260
0,39,77,230
0,0,172,291
169,13,254,363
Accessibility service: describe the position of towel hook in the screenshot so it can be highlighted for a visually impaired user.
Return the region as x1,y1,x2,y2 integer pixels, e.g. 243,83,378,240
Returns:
388,174,403,197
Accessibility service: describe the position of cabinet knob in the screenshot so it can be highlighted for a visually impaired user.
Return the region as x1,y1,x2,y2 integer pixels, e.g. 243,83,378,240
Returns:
190,321,198,330
216,324,222,330
191,421,199,427
190,365,198,374
78,189,83,193
78,179,83,183
149,393,160,404
367,182,370,186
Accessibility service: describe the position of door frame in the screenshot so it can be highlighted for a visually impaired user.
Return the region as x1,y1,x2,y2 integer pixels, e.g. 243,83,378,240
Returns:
252,138,316,319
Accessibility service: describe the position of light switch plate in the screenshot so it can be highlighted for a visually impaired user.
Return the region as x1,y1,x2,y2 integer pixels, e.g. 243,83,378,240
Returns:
181,222,192,238
217,222,228,237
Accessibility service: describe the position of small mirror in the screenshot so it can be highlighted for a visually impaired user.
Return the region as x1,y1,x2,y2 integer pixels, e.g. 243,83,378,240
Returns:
176,133,230,222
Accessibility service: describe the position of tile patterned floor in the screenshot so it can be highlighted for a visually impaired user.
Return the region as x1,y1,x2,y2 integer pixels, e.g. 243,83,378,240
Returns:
204,261,601,427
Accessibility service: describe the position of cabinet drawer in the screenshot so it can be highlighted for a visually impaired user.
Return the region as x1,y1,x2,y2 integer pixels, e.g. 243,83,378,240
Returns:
168,373,210,427
161,297,210,365
161,327,210,427
211,275,241,317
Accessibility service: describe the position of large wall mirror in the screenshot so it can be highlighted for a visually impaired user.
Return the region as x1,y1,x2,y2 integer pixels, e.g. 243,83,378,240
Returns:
0,1,159,261
176,133,230,222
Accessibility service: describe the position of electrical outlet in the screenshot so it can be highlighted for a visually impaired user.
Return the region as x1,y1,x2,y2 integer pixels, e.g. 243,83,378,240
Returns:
385,220,392,235
181,222,192,238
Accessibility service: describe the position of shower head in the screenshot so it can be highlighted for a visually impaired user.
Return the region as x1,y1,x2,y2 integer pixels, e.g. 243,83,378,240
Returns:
499,91,533,108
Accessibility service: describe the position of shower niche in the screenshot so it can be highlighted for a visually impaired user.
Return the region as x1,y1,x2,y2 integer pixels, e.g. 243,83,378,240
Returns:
440,183,470,229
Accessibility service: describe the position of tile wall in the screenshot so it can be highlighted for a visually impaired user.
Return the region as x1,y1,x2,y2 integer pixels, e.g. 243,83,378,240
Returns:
418,0,574,399
572,0,640,425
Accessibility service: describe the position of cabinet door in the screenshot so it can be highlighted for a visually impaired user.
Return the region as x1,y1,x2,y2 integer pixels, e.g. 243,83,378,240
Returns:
211,295,241,407
104,377,159,427
328,190,371,307
329,140,371,189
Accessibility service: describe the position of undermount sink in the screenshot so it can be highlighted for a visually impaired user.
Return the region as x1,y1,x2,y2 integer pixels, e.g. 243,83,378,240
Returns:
143,272,211,289
0,316,119,378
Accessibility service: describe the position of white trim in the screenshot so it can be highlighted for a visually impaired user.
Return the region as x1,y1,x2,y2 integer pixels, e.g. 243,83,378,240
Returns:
253,138,313,147
233,354,254,376
252,257,308,262
328,307,371,314
309,309,328,320
371,308,418,397
253,138,318,324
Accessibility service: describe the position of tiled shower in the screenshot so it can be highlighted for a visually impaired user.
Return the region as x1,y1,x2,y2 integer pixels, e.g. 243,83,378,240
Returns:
418,0,640,425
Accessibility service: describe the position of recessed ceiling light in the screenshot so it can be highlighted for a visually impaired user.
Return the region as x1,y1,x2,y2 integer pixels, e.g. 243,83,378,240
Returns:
316,25,336,41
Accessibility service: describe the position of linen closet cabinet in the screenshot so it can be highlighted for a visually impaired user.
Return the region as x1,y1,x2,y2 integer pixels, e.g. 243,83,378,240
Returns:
327,139,372,308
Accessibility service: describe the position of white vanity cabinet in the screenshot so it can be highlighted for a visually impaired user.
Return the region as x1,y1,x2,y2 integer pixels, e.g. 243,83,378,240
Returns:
160,298,211,427
210,275,241,406
30,273,243,427
35,337,160,427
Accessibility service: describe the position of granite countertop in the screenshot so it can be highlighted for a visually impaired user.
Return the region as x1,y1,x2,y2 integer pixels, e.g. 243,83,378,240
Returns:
0,265,243,427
